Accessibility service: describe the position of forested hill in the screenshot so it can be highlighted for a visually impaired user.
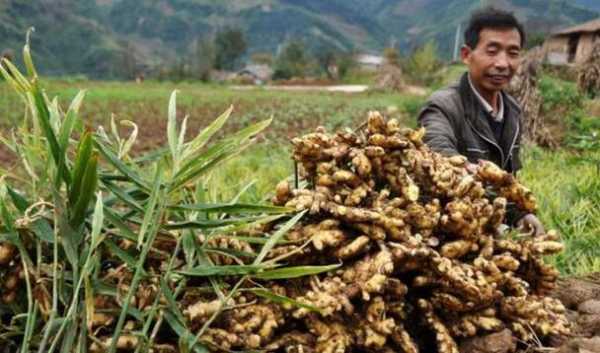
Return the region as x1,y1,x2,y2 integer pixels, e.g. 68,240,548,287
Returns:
0,0,597,78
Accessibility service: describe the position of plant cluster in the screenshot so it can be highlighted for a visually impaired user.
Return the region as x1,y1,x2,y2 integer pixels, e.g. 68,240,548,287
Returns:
577,41,600,99
0,43,311,353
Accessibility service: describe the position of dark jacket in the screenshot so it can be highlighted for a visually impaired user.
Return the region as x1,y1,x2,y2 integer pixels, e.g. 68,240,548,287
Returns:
418,72,522,173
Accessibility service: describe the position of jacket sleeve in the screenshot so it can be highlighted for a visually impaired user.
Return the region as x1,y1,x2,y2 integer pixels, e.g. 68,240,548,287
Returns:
417,105,460,156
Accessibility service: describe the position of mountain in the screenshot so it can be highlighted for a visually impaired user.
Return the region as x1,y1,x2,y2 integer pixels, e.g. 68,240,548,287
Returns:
0,0,129,77
0,0,598,78
573,0,600,12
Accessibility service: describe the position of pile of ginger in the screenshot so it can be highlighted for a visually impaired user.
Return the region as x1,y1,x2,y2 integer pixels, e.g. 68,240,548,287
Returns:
0,112,570,353
262,111,569,353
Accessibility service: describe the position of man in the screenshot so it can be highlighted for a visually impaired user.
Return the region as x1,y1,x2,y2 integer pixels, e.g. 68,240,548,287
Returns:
417,7,543,235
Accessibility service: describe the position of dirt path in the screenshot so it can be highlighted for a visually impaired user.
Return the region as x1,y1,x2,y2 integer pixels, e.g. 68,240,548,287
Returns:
231,84,428,95
231,84,370,93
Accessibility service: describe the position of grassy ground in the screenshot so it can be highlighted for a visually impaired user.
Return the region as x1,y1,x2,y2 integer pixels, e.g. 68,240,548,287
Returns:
1,78,599,275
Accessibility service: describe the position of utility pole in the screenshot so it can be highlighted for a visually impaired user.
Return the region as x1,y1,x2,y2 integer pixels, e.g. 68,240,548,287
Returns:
453,23,461,62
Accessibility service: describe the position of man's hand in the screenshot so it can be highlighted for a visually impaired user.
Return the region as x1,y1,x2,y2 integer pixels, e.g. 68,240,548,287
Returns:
516,213,545,236
465,162,478,174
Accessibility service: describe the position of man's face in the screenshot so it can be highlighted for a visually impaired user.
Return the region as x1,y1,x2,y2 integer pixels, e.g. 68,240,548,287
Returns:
461,27,522,95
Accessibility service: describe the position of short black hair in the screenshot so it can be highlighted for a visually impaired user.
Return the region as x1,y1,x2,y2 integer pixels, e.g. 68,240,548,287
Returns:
464,7,525,49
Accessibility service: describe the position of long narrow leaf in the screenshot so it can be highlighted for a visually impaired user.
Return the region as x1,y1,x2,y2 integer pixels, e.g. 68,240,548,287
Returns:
69,131,93,205
177,264,268,277
101,179,144,213
168,203,292,214
90,193,104,249
182,231,197,268
58,91,86,151
160,278,185,324
137,164,163,247
103,208,138,242
169,141,243,193
180,106,233,162
253,210,306,265
94,139,149,191
30,84,70,184
163,216,265,230
119,120,138,158
132,146,169,163
163,311,209,353
23,31,38,78
103,239,147,276
30,218,55,243
70,153,98,228
177,116,188,157
174,118,271,182
253,264,341,280
6,186,29,211
167,91,179,166
0,58,29,94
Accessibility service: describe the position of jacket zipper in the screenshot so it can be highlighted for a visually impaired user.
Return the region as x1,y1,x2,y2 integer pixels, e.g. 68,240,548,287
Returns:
465,118,505,165
503,118,520,170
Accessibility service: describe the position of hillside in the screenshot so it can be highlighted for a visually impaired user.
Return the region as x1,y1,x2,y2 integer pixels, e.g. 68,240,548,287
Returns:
0,0,597,78
574,0,600,12
0,0,124,77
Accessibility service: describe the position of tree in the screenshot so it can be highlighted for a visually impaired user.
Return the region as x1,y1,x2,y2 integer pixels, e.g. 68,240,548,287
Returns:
404,40,442,86
250,52,273,65
121,40,137,80
194,35,215,81
526,32,546,49
214,28,247,71
336,51,356,80
314,45,337,79
383,47,400,66
273,40,309,80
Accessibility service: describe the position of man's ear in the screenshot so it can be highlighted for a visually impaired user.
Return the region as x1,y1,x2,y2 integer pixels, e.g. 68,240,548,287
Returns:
460,45,471,65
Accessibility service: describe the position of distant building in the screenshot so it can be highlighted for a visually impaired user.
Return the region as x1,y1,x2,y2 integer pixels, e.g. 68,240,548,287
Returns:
354,53,384,71
543,18,600,65
236,64,273,84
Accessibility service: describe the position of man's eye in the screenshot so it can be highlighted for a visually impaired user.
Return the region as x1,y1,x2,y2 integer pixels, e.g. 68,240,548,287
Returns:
509,51,520,58
487,50,498,55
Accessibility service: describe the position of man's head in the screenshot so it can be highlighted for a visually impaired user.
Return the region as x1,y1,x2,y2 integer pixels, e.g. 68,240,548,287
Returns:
461,7,525,97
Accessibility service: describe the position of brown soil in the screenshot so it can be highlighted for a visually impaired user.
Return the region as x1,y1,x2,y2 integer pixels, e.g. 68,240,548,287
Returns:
462,274,600,353
273,77,336,86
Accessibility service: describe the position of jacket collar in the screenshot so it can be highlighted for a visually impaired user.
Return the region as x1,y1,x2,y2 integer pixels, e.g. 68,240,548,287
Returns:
458,72,521,168
467,74,504,122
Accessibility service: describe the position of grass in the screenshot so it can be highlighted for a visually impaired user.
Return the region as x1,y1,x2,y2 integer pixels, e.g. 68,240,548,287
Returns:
520,147,600,275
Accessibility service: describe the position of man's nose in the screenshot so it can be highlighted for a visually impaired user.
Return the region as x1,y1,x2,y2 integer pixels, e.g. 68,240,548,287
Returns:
494,52,510,70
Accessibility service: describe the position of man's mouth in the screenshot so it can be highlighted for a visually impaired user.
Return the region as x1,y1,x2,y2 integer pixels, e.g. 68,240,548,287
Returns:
487,74,509,84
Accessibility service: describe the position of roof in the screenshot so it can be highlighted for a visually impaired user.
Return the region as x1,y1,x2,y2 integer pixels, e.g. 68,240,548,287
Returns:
355,54,384,66
553,18,600,36
237,64,273,80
